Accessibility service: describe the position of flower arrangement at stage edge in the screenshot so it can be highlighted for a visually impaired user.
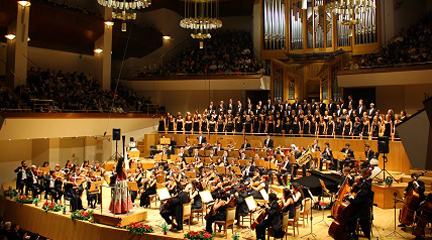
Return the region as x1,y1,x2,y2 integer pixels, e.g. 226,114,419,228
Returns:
126,222,154,235
161,222,168,235
232,232,240,240
33,198,39,206
71,210,93,221
4,186,18,198
42,201,62,212
13,195,34,204
185,230,214,240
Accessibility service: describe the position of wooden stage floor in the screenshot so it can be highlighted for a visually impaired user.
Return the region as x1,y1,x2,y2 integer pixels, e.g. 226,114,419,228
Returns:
1,181,425,240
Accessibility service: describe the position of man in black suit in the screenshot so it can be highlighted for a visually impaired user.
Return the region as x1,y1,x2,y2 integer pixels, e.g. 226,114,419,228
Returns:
26,165,44,198
292,98,300,110
348,95,356,109
242,160,255,180
319,100,327,115
347,168,373,239
336,104,343,117
340,99,347,109
208,102,216,112
321,142,334,171
45,170,63,204
357,99,367,116
367,103,376,120
160,185,190,231
14,160,28,195
277,155,292,186
339,143,355,170
364,144,375,160
240,139,251,150
197,132,207,145
263,135,274,149
328,99,337,115
256,193,283,240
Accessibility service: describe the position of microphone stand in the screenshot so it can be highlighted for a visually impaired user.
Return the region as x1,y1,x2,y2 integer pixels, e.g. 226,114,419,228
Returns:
301,188,317,239
385,192,405,238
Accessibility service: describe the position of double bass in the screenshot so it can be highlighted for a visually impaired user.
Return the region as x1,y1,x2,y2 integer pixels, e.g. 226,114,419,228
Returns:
331,176,351,218
413,194,432,237
399,170,427,226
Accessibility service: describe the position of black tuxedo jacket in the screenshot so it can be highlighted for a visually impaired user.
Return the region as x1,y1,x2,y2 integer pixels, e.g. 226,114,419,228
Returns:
197,136,207,144
365,149,375,160
240,143,251,149
264,139,274,148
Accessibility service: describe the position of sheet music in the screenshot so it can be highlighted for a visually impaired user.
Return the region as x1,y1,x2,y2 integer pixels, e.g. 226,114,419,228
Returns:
199,190,214,203
157,188,171,201
245,196,257,211
260,189,269,201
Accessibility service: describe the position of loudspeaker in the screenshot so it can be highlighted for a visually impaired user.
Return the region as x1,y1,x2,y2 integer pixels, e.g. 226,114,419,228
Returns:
378,136,389,154
112,128,121,141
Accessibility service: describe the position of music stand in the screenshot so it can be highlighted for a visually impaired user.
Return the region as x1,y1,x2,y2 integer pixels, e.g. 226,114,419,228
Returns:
315,179,330,227
301,187,317,239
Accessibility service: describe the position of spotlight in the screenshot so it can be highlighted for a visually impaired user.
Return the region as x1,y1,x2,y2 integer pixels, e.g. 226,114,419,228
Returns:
94,48,103,54
163,35,171,40
5,34,16,40
18,0,31,7
104,21,114,27
121,22,127,32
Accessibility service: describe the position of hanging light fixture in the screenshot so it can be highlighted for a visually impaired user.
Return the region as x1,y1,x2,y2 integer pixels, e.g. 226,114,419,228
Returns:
97,0,151,32
180,0,222,46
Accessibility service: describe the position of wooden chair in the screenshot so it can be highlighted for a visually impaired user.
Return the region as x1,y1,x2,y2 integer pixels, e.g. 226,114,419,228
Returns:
192,204,205,224
299,198,311,226
182,203,192,232
286,206,301,236
240,212,254,227
214,208,236,238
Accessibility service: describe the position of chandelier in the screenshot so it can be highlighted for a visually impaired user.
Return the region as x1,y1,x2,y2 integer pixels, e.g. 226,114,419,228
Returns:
97,0,151,31
326,0,375,25
180,0,222,46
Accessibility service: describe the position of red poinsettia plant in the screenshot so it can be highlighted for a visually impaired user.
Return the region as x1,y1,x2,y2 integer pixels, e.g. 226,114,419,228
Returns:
71,209,93,221
126,222,154,235
42,201,63,212
13,195,34,204
185,230,214,240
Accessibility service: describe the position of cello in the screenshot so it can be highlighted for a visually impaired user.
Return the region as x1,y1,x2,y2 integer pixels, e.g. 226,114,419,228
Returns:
399,170,427,226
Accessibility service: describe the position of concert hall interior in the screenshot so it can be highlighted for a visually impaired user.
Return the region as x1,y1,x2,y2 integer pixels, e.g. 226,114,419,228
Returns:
2,0,432,239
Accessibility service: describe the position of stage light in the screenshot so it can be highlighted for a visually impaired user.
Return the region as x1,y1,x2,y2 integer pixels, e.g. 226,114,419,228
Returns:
121,22,127,32
5,34,16,40
94,48,103,54
163,35,171,40
8,139,11,141
104,21,114,27
27,37,30,42
18,0,31,7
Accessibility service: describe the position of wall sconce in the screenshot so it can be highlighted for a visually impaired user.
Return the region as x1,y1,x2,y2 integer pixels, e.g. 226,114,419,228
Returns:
5,34,16,40
94,48,103,54
163,35,171,40
121,22,127,32
104,21,114,27
18,0,31,7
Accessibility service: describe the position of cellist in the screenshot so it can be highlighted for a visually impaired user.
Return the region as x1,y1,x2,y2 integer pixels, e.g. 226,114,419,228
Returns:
399,173,426,227
255,193,284,240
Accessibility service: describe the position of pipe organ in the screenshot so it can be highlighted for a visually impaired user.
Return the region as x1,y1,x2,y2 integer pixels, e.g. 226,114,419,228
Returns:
263,0,379,55
263,0,286,50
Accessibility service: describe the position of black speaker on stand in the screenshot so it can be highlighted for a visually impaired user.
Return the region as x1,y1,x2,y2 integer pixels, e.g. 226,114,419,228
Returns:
110,128,122,161
374,136,398,183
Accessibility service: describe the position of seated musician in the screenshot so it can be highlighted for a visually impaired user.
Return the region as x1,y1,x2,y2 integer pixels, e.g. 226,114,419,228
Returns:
160,184,190,231
14,160,28,195
45,170,63,204
263,134,274,149
25,165,44,198
291,182,304,209
205,189,230,234
140,172,157,208
64,173,84,212
255,193,284,240
340,167,354,187
277,155,292,187
190,180,203,210
249,173,269,200
282,188,296,219
197,132,207,145
339,143,355,170
242,160,255,181
346,168,373,239
399,173,426,227
321,142,334,171
160,147,171,158
240,139,251,150
234,184,250,225
86,171,101,208
91,161,105,175
214,142,224,155
210,175,224,199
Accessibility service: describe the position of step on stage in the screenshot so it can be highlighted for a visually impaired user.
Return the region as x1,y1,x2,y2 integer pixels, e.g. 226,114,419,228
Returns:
93,209,147,227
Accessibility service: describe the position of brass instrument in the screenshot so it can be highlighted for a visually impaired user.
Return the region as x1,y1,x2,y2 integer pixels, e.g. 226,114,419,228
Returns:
297,146,313,166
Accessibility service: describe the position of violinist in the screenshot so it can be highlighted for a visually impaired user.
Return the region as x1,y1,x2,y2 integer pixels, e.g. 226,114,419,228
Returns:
255,193,283,240
64,173,84,212
241,160,255,180
346,168,373,239
26,165,44,198
292,182,304,208
250,173,269,200
190,180,203,210
205,189,230,234
86,171,101,208
161,184,190,231
45,170,63,204
282,188,296,219
14,160,28,195
234,184,250,225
